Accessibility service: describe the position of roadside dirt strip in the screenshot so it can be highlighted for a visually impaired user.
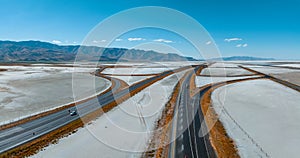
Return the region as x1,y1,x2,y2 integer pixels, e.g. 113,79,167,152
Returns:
198,74,258,77
143,71,190,158
0,66,103,131
0,75,125,131
196,65,300,157
0,65,194,157
100,73,157,76
145,64,300,158
271,65,300,70
143,65,208,158
240,66,300,92
0,77,127,157
188,66,269,158
240,63,300,70
198,76,267,158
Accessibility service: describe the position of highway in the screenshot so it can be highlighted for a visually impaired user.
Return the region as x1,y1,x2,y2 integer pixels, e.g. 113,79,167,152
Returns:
236,62,300,70
0,65,193,155
169,67,216,158
166,63,300,158
239,66,300,92
0,77,123,154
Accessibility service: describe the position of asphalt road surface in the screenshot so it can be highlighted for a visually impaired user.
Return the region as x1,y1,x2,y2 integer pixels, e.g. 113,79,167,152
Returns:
240,66,300,92
0,65,193,154
169,67,216,158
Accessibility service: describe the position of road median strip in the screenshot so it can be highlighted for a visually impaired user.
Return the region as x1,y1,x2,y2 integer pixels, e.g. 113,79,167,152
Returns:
143,70,189,158
0,66,192,157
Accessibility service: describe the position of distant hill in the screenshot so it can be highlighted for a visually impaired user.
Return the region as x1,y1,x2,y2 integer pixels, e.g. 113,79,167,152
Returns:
0,41,276,62
211,56,275,61
0,40,197,62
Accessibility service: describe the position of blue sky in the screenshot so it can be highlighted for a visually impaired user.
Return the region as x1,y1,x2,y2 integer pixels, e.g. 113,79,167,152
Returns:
0,0,299,59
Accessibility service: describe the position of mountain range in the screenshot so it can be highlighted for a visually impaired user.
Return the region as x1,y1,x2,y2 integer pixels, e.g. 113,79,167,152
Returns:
0,41,197,62
0,40,275,62
212,56,275,61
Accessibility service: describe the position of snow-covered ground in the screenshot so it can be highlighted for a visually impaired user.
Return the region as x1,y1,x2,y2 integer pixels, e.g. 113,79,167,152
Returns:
201,67,254,76
272,72,300,86
0,66,111,124
102,67,175,75
241,65,300,86
101,61,204,75
108,75,154,85
195,75,260,87
234,61,275,65
209,62,239,68
32,71,185,158
246,66,300,74
275,64,300,68
212,79,300,158
101,61,203,67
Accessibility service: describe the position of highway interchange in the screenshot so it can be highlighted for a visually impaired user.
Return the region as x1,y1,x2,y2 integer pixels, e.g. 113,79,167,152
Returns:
0,64,195,156
0,62,299,157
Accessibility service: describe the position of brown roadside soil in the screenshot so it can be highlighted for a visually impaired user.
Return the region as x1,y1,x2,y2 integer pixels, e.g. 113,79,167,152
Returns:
143,71,189,158
189,73,197,97
272,72,300,87
143,66,206,157
0,74,123,131
100,64,200,77
240,66,300,92
191,71,264,97
192,65,208,96
103,65,135,69
195,65,208,76
270,65,300,70
207,67,245,69
99,65,167,76
0,65,190,132
0,67,189,157
101,73,157,76
0,63,31,66
97,74,129,93
201,87,239,158
198,74,259,77
199,76,266,158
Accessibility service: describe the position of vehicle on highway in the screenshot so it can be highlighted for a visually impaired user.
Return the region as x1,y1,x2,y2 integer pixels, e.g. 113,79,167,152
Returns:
69,110,77,116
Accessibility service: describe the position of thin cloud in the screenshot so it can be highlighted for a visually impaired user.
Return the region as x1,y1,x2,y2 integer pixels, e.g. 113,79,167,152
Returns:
236,43,248,48
128,38,145,41
153,39,174,43
52,40,62,44
93,40,107,43
236,44,242,47
206,41,212,45
115,38,122,42
225,38,242,42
